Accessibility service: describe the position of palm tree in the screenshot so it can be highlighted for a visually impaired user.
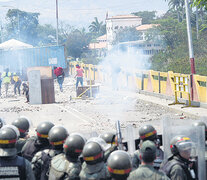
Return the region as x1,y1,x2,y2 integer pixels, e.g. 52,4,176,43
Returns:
165,0,185,22
88,17,104,35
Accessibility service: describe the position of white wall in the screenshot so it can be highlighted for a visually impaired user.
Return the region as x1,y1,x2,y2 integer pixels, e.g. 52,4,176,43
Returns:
106,17,142,50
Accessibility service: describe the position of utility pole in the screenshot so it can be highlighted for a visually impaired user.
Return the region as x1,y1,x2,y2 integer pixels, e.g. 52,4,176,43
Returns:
56,0,59,46
185,0,195,101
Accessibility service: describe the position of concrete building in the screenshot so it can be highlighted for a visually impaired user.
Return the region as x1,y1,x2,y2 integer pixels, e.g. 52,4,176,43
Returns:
106,15,142,50
118,24,162,56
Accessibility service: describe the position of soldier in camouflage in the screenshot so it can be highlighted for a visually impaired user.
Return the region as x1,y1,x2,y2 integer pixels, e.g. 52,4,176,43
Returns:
32,125,69,180
21,121,54,161
79,138,111,180
12,116,31,156
49,133,85,180
0,125,35,180
128,140,170,180
107,150,132,180
99,132,118,161
132,124,164,170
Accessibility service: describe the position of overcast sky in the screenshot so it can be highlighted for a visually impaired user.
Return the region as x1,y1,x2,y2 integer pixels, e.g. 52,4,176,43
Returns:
0,0,169,28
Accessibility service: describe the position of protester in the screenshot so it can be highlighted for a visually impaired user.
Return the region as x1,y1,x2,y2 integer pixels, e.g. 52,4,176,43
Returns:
22,82,29,103
13,72,22,95
2,68,11,96
75,64,84,89
54,66,65,92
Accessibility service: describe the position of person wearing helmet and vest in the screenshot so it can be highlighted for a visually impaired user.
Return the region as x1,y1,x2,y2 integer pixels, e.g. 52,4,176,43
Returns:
132,124,164,170
12,72,22,95
129,140,169,180
160,135,195,180
0,125,35,180
2,68,11,96
49,133,85,180
12,116,31,156
99,132,118,162
32,125,69,180
21,121,54,161
79,137,111,180
54,66,65,92
107,150,132,180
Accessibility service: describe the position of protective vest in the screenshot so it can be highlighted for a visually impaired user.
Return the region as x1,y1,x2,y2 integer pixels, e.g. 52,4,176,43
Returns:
2,72,11,84
40,149,62,180
22,137,51,162
13,76,19,83
161,157,194,180
0,156,26,180
49,153,81,180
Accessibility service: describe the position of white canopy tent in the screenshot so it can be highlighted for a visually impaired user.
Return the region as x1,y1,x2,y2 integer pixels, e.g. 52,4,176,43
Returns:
0,39,33,50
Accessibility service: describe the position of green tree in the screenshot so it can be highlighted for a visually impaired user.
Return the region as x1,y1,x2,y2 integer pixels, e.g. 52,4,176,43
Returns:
5,9,40,45
132,11,156,24
36,24,56,46
165,0,185,22
65,29,91,58
113,27,142,45
89,17,106,36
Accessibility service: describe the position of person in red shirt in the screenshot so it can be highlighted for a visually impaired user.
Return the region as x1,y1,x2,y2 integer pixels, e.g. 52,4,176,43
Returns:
75,64,84,89
54,66,65,92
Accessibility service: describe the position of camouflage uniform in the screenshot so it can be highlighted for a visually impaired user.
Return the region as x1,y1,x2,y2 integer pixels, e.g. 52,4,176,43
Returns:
49,153,81,180
160,156,194,180
16,138,27,156
128,164,170,180
79,161,110,180
32,149,63,180
132,147,164,170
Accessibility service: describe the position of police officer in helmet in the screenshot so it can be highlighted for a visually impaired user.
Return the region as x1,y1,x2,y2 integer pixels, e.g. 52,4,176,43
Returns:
128,140,169,180
21,121,54,161
99,132,118,161
132,124,164,170
49,133,85,180
79,137,111,180
0,125,35,180
160,135,195,180
12,116,31,156
107,150,132,180
32,125,69,180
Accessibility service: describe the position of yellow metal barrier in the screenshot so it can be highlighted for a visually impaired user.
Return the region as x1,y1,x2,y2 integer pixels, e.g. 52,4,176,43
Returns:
169,74,194,108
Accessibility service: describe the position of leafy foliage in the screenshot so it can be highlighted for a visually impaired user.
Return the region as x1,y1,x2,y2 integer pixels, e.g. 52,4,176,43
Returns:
132,11,156,24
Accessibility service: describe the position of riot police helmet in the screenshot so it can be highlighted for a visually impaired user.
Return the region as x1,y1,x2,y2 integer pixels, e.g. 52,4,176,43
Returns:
36,121,54,141
12,116,30,138
107,150,132,180
139,125,157,141
0,126,19,156
170,135,193,160
64,133,85,158
48,125,69,148
82,141,104,165
99,132,116,145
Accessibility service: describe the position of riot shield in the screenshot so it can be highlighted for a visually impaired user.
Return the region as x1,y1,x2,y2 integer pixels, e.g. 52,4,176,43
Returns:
162,116,206,180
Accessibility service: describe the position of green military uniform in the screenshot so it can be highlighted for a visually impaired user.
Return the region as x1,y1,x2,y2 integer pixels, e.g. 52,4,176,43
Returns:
132,147,164,170
49,153,81,180
128,164,170,180
16,138,27,156
79,161,110,180
32,149,63,180
161,156,194,180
